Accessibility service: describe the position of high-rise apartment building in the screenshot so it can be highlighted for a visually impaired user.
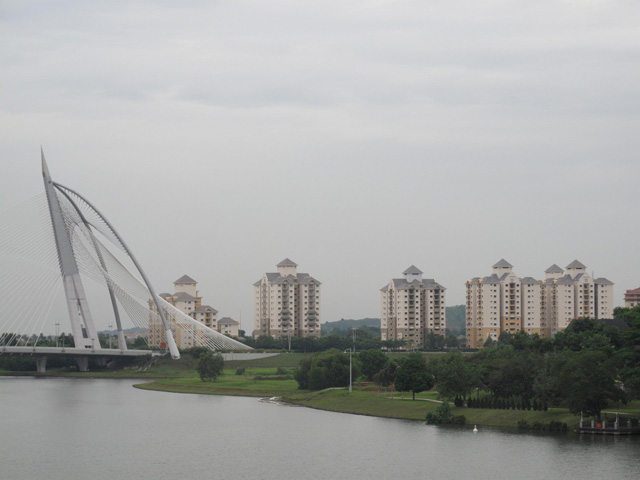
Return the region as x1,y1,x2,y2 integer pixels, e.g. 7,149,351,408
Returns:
253,259,321,339
149,274,218,349
380,266,446,350
466,259,614,348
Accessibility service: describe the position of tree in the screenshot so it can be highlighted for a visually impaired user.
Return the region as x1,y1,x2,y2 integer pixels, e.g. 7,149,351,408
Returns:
444,334,460,348
197,352,225,381
132,336,147,348
614,306,640,400
294,349,358,391
394,353,434,400
373,360,398,391
358,349,388,381
554,349,624,420
434,351,477,401
425,332,445,349
381,339,407,351
426,400,452,424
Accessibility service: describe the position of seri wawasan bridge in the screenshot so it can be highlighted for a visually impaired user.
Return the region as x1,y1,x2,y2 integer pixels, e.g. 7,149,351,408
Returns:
0,150,250,371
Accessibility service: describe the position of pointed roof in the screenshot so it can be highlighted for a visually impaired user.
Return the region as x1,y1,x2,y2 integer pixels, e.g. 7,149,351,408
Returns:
492,259,513,268
403,265,423,275
195,305,218,313
545,264,563,273
218,317,238,325
594,278,613,285
174,274,197,284
171,291,198,301
566,260,586,269
277,258,298,267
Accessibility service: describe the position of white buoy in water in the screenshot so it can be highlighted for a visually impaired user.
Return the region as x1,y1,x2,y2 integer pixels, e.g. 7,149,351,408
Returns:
473,425,478,432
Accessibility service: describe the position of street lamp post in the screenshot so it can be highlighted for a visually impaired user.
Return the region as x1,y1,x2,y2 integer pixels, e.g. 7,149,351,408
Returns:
348,327,357,393
349,347,352,393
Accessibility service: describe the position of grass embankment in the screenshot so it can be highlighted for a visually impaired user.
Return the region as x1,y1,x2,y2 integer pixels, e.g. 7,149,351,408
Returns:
6,352,639,429
135,368,588,427
133,353,640,429
224,352,309,369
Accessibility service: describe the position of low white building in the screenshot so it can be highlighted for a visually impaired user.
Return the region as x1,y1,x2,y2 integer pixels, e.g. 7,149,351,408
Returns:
218,317,240,337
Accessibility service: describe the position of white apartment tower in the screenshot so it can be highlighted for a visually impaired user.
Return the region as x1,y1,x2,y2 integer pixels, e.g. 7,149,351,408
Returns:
253,259,321,339
380,266,446,350
466,259,614,348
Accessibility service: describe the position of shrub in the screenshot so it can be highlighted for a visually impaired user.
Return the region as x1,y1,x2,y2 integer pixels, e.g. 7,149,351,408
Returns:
235,367,246,375
185,346,211,359
549,421,568,432
197,352,224,381
426,412,442,424
452,415,466,425
426,401,463,425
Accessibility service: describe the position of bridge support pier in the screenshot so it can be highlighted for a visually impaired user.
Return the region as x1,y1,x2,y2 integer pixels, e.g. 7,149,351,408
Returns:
36,356,47,373
76,356,89,372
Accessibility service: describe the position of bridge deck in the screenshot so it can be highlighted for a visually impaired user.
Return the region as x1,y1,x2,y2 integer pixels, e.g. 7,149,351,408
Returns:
0,346,157,358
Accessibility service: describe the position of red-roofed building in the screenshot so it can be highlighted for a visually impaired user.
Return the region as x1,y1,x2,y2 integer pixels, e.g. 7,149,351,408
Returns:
625,288,640,308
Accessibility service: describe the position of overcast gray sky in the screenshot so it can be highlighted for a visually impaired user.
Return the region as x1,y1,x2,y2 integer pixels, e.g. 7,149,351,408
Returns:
1,0,639,331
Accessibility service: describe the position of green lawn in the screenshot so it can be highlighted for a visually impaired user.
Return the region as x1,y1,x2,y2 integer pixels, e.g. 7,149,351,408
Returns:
134,364,633,429
224,353,311,369
135,368,299,397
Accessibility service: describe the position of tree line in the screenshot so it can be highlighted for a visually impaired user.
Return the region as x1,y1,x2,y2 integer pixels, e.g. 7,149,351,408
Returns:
293,307,640,421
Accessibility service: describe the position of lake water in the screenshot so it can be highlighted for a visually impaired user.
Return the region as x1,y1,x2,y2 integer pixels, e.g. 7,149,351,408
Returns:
0,377,638,480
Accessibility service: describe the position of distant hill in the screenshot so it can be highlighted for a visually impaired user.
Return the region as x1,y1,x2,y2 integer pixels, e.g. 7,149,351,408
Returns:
322,305,466,336
446,305,466,333
99,327,148,334
321,318,380,336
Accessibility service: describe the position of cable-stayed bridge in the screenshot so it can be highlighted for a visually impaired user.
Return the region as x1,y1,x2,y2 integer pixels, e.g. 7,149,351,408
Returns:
0,151,250,371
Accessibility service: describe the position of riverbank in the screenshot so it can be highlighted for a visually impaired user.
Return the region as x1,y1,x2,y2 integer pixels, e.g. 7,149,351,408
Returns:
134,374,588,428
4,352,638,430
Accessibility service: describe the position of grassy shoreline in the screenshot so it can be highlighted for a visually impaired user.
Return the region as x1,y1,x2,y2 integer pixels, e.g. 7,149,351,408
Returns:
133,376,585,428
4,352,638,430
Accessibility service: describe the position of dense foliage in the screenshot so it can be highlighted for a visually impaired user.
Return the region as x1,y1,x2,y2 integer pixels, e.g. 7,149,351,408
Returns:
294,349,360,391
394,352,434,400
291,307,640,422
197,352,225,381
430,307,640,420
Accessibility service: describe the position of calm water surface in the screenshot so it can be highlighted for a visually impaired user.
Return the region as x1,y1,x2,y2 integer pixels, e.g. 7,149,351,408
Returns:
0,377,638,480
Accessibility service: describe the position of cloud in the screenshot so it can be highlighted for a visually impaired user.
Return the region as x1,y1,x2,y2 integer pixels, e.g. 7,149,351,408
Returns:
1,0,639,329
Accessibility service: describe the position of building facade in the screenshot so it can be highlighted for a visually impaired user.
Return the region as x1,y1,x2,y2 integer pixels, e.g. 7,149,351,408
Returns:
380,266,446,350
625,288,640,308
218,317,240,337
466,259,614,348
149,275,219,349
253,259,321,339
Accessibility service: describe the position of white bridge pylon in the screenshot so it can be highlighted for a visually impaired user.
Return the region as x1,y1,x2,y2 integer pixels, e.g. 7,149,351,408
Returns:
0,151,250,358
